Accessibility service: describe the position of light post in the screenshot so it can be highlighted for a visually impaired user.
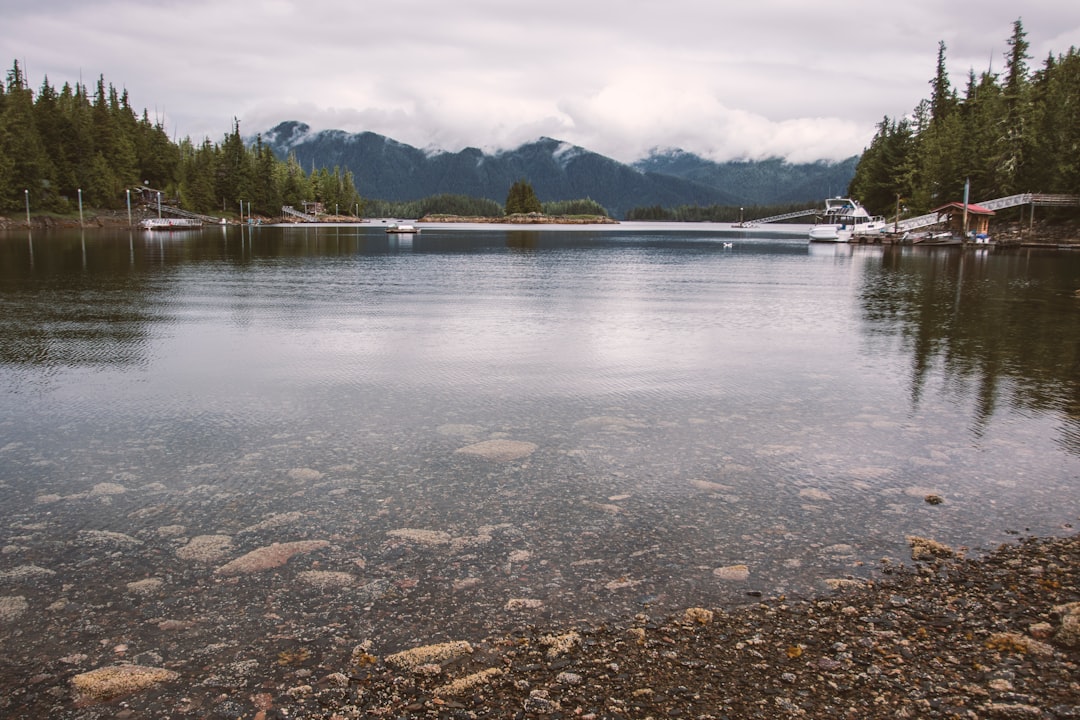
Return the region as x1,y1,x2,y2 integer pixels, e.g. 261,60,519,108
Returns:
24,189,30,226
126,189,132,227
78,189,84,227
157,191,162,218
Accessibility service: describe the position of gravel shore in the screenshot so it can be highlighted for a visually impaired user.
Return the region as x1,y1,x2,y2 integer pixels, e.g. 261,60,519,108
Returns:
267,533,1080,719
16,533,1071,719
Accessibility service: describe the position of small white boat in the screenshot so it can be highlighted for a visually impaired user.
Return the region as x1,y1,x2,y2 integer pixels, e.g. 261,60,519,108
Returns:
386,224,419,234
808,197,887,243
141,218,202,231
913,231,964,246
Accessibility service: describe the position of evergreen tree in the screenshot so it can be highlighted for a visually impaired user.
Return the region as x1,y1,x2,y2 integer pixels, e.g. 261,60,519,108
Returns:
848,116,915,214
250,135,282,216
963,70,1005,199
281,151,310,209
135,110,179,192
178,138,217,211
929,41,957,126
61,81,96,202
505,179,542,214
215,119,252,211
1043,48,1080,194
998,18,1031,193
33,77,74,201
1004,18,1031,102
0,61,54,210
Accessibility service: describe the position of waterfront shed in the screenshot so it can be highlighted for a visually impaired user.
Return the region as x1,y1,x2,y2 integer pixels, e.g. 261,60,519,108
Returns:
931,201,995,236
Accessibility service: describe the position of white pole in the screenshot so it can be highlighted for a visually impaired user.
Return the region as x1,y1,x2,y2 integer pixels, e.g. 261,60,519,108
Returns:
25,189,30,226
78,189,84,227
157,191,162,218
962,178,970,238
126,189,132,227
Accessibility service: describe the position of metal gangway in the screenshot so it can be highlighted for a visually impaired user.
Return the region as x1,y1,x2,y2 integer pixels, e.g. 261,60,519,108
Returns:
133,186,222,224
744,208,818,225
282,205,317,222
891,193,1080,232
157,204,221,225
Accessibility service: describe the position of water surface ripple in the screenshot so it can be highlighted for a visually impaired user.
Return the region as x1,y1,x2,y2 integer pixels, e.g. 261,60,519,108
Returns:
1,224,1077,697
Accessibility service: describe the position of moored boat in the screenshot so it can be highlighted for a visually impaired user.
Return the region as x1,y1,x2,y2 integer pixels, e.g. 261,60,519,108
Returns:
808,197,887,243
141,218,202,231
386,224,419,234
912,231,964,246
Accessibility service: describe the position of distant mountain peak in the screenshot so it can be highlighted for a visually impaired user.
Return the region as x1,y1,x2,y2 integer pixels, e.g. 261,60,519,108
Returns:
645,146,690,159
264,121,312,149
256,121,857,216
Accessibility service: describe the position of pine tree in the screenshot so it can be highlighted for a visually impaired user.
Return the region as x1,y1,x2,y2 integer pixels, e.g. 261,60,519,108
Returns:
848,116,915,214
505,179,541,214
33,76,77,206
929,41,957,126
998,18,1031,193
0,61,54,210
215,118,252,210
250,135,282,216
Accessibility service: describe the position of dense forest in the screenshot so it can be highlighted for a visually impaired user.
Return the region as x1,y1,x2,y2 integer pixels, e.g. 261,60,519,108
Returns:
850,19,1080,217
0,61,361,218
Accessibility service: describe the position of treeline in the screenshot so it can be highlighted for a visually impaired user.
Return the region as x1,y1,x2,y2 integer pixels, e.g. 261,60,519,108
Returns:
0,61,361,217
626,202,817,223
851,20,1080,217
365,194,503,218
364,194,609,218
539,198,608,217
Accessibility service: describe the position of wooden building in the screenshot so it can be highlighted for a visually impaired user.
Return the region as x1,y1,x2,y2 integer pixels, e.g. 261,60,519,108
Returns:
931,201,995,236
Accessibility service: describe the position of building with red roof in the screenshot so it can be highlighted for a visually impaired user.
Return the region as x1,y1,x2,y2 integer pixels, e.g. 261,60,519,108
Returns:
930,201,995,236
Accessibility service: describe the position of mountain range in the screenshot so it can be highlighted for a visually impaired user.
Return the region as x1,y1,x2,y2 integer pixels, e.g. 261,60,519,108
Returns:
260,121,858,218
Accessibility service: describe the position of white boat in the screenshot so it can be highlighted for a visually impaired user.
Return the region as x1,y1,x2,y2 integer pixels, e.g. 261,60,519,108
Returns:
912,231,964,246
141,218,202,231
808,197,887,243
386,224,419,234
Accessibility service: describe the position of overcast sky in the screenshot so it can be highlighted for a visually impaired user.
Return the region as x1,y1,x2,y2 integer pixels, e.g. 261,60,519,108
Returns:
6,1,1080,163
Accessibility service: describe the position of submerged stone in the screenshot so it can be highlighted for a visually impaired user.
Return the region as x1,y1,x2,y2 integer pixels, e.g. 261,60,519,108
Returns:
713,564,750,581
214,540,330,575
71,665,179,701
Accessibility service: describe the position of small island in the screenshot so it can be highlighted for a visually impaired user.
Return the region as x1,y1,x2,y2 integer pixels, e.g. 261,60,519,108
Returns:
417,180,616,224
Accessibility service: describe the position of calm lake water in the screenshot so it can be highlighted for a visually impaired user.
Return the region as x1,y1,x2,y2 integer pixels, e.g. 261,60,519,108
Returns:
1,222,1079,705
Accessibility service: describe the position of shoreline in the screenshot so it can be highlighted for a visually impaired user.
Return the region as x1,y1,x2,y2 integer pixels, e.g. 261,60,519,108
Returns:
0,211,619,231
417,213,619,225
254,533,1080,719
4,213,1079,241
7,532,1077,718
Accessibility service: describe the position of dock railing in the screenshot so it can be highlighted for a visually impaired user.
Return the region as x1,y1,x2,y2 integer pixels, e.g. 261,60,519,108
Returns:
891,193,1080,232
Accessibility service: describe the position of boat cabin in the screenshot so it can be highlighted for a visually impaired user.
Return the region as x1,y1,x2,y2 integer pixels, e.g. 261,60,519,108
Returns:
931,202,995,236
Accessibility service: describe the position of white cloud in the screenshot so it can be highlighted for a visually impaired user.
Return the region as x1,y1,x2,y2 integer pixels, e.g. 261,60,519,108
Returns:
6,1,1080,162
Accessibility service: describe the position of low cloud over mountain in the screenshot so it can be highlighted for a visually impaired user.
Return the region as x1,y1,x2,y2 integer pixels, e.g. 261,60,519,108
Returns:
261,122,857,218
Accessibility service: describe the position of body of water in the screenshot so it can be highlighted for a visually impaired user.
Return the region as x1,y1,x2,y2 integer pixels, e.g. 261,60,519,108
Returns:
1,222,1078,712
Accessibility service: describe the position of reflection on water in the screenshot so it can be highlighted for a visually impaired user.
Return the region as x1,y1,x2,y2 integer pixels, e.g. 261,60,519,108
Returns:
1,224,1078,713
861,245,1080,446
